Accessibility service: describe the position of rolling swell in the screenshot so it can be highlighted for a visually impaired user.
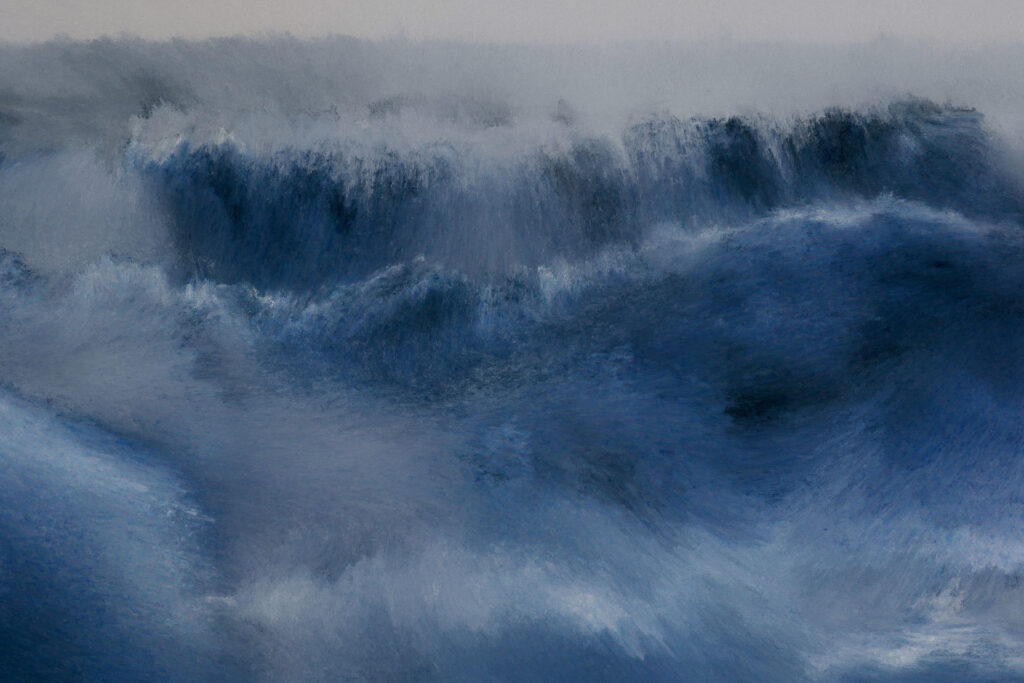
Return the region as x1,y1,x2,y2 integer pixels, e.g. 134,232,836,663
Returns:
2,38,1024,681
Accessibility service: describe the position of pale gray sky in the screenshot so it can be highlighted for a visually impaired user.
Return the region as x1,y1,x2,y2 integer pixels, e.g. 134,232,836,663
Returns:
1,0,1023,45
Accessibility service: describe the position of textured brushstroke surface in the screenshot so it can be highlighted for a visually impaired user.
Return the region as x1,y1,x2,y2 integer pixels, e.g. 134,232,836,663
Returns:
2,38,1024,680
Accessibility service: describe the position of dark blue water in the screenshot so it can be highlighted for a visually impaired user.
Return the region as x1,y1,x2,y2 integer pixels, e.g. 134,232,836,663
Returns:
2,38,1024,681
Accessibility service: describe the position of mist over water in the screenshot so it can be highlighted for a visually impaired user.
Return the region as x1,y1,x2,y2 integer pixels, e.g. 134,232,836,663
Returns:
2,36,1024,680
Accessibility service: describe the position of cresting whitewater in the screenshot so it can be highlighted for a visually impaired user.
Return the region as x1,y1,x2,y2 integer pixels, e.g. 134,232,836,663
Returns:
2,36,1024,681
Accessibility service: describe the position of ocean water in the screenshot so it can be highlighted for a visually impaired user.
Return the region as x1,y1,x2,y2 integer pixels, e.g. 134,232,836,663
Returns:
2,37,1024,680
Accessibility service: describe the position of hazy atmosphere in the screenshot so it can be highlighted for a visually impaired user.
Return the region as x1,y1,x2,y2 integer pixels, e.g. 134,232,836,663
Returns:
3,0,1024,44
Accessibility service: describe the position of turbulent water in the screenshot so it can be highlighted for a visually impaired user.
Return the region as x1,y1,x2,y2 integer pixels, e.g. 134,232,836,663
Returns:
3,37,1024,680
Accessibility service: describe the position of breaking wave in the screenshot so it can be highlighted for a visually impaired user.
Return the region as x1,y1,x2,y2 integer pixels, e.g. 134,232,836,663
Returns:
2,36,1024,680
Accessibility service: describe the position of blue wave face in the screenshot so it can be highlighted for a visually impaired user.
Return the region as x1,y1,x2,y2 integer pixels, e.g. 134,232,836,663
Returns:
2,38,1024,681
144,101,1022,292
